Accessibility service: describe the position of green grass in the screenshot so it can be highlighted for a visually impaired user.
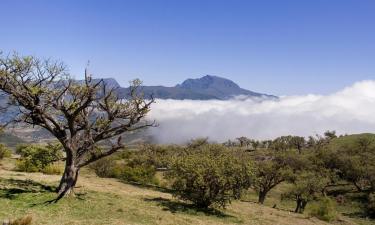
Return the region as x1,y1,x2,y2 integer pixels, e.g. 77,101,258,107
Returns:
1,155,374,225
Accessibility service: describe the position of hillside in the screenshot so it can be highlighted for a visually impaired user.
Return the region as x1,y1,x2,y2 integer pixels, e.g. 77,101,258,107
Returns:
0,158,362,225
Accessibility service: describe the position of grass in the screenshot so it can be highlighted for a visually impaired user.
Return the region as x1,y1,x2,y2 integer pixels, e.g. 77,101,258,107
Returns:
0,158,372,225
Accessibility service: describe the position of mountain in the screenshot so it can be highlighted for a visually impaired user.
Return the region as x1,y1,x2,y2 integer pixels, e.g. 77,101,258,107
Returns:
118,75,276,100
0,75,275,123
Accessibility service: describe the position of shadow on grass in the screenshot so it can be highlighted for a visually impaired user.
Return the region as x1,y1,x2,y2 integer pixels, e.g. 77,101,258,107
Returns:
341,211,369,220
144,197,234,218
0,178,55,199
120,181,174,194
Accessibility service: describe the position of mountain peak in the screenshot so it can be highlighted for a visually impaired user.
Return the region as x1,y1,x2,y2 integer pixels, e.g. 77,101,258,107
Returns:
177,75,240,90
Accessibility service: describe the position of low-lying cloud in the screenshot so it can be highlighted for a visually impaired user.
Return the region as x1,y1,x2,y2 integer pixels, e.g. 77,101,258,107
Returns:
147,80,375,143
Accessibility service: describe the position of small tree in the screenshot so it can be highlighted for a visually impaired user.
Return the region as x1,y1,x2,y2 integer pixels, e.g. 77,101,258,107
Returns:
167,144,253,208
253,160,293,204
250,139,260,150
290,136,306,154
236,136,251,148
282,172,329,213
0,53,154,200
252,151,304,204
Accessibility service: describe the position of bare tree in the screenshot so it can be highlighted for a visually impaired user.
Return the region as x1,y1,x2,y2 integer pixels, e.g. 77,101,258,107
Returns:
0,53,154,200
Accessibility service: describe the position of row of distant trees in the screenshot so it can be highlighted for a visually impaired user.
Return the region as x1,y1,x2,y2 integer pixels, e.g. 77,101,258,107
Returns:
225,130,338,152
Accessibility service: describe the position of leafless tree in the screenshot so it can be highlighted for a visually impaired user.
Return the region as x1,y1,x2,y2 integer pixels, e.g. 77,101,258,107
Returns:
0,53,154,201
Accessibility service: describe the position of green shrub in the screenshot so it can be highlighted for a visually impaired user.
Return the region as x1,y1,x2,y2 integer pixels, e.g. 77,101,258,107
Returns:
42,163,63,175
15,143,63,172
90,154,158,185
166,144,253,208
120,165,158,185
15,159,39,172
308,197,337,222
0,143,12,159
90,156,119,178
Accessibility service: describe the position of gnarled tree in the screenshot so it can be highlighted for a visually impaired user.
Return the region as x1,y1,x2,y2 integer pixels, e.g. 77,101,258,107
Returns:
0,53,154,200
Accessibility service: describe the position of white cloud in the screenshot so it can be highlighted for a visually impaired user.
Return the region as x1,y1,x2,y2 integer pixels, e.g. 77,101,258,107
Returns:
147,80,375,143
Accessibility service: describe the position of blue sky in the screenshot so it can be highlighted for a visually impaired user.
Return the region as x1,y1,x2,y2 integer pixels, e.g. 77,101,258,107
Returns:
1,0,374,95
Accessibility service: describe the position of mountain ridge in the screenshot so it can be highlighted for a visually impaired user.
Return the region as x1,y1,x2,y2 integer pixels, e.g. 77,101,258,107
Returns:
116,75,276,100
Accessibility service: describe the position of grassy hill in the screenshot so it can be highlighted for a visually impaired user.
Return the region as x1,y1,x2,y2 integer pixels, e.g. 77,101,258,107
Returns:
0,158,368,225
328,133,375,149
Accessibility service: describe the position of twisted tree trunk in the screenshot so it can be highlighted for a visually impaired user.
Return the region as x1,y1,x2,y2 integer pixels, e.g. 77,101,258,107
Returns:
55,150,80,201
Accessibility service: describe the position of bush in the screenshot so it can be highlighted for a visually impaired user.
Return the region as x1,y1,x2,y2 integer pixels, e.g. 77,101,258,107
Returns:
0,143,12,159
41,163,63,175
90,156,120,178
90,154,158,185
166,144,253,208
15,159,39,172
120,165,158,185
308,197,337,222
15,143,63,172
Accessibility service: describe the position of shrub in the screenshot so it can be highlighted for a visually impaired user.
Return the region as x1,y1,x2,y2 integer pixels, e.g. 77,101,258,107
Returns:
90,154,158,185
41,163,63,175
15,159,39,172
90,156,119,178
15,143,63,172
0,143,11,159
120,165,158,185
166,144,253,208
308,197,337,222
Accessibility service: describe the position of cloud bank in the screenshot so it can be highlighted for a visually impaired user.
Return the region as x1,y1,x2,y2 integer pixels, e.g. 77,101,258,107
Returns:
147,80,375,143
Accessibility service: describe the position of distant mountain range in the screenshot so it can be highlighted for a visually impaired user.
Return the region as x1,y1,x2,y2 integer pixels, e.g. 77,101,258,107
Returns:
108,75,276,100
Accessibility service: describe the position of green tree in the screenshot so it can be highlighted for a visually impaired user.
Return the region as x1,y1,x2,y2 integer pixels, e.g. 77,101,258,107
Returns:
252,152,297,204
167,144,253,208
282,172,329,213
290,136,306,154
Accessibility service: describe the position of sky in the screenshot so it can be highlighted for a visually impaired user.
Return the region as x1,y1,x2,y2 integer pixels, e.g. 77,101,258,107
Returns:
1,0,375,95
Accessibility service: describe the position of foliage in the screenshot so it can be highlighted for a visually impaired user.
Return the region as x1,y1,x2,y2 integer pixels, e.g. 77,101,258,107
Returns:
320,134,375,192
166,143,253,208
282,172,329,213
0,143,11,159
15,143,64,173
308,197,337,222
41,163,63,175
252,151,300,204
120,165,158,185
90,152,158,185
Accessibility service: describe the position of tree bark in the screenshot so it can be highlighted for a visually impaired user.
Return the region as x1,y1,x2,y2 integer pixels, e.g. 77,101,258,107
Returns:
56,162,80,199
258,191,267,204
